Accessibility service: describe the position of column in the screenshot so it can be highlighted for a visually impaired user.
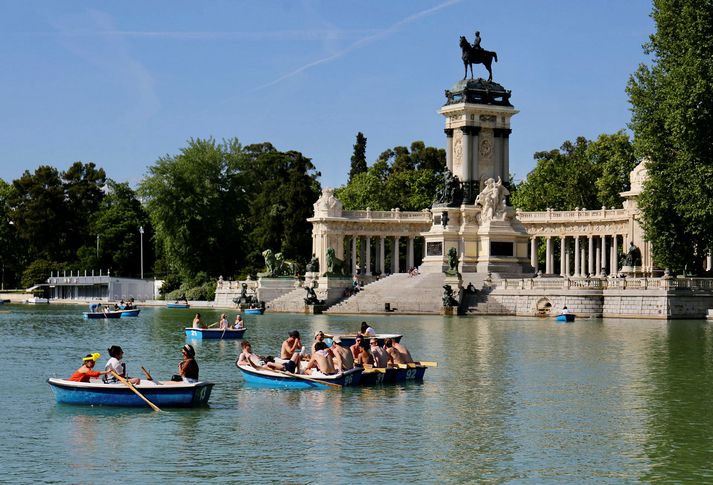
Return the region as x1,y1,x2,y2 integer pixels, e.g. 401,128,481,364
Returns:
581,246,586,278
392,236,400,273
560,236,566,277
530,237,537,271
407,236,415,270
588,235,595,276
574,236,580,277
359,237,366,275
351,237,357,275
545,237,553,275
379,236,386,275
365,236,372,276
707,252,713,272
461,127,472,204
601,235,608,275
595,237,601,276
445,129,454,172
612,235,618,275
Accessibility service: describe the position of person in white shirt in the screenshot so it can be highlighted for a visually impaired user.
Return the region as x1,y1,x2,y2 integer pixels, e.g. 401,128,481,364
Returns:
234,315,245,329
218,313,229,330
104,345,140,384
360,321,376,337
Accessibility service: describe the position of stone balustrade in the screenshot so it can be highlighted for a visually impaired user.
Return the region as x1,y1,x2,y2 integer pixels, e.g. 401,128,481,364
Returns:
499,276,713,291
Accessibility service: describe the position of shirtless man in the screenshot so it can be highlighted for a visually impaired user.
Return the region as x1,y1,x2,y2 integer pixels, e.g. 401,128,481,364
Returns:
237,340,263,367
350,335,365,360
370,338,392,367
354,340,374,367
330,336,354,371
384,338,414,364
238,340,298,373
304,341,336,375
281,330,303,361
312,330,326,353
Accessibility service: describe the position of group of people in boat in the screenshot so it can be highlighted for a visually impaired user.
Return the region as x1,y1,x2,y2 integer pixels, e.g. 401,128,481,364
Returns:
191,312,246,330
238,321,414,377
67,344,200,384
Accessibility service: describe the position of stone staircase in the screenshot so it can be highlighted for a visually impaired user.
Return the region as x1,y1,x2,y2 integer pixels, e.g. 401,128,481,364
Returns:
266,286,307,313
325,273,449,314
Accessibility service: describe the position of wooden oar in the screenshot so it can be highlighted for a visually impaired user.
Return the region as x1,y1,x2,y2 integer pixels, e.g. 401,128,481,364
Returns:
362,367,387,374
141,366,162,385
110,370,161,412
415,361,438,367
206,321,220,328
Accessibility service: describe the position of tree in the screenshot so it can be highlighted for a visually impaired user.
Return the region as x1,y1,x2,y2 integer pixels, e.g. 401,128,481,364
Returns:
510,134,636,211
138,138,248,279
627,0,713,272
62,162,107,260
348,132,368,182
0,180,20,288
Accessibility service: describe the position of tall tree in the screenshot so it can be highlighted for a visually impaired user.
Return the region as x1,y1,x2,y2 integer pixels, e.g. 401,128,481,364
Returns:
62,162,107,261
348,132,368,182
627,0,713,272
0,180,20,288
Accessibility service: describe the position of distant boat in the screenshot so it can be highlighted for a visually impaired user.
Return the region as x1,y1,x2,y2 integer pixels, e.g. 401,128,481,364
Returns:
167,302,190,309
25,297,49,304
185,327,246,340
47,378,214,407
243,308,264,315
555,314,575,322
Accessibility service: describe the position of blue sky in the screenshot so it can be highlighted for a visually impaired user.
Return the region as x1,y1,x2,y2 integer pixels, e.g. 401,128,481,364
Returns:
0,1,654,189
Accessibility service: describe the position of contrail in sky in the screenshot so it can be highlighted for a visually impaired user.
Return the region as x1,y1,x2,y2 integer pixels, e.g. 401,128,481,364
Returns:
249,0,463,92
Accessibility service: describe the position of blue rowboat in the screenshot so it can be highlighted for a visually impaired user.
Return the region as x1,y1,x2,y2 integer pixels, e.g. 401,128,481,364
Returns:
237,364,362,389
185,327,246,339
120,309,140,317
83,311,122,319
324,333,402,348
243,308,264,315
360,365,427,385
555,314,575,322
167,303,190,309
47,378,214,407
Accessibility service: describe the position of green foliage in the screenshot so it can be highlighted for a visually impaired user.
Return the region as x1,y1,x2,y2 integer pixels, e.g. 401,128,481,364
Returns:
627,0,713,272
336,141,445,211
510,133,636,211
21,259,58,288
348,132,368,182
0,179,20,287
159,274,182,296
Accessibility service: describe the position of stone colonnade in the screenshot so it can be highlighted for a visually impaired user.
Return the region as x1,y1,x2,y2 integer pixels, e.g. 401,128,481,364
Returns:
529,234,627,277
345,235,419,275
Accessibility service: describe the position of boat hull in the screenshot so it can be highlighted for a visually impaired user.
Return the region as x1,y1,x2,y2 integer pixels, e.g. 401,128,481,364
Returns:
185,327,246,339
47,378,214,407
243,308,264,315
83,311,122,319
325,333,402,348
167,303,190,309
360,365,427,385
120,309,140,317
555,314,575,322
237,365,362,389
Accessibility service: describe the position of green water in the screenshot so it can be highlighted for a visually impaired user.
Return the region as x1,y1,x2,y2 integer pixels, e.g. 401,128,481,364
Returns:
2,304,713,483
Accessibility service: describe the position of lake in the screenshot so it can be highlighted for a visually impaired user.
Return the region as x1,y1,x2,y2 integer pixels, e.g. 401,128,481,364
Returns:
2,304,713,483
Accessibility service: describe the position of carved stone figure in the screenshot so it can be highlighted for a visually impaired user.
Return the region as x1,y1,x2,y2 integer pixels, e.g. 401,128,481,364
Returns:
305,253,320,273
441,211,449,228
442,284,459,307
446,247,459,275
475,176,509,222
261,249,300,277
434,170,463,208
324,247,345,276
304,281,324,305
624,242,642,267
459,35,498,81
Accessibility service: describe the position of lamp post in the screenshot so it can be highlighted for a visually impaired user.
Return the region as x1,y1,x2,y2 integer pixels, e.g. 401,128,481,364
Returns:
96,234,100,259
139,226,144,279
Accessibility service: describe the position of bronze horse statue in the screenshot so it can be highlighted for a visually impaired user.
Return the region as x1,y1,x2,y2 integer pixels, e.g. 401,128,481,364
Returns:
459,36,498,81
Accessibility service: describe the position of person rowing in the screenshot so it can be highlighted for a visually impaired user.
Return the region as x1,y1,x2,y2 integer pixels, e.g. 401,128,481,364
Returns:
104,345,140,385
192,313,206,329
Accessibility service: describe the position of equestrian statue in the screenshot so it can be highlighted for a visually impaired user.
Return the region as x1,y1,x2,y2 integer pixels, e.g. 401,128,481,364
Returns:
459,31,498,82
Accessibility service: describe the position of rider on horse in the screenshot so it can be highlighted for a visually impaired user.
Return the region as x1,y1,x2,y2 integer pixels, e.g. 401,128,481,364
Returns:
472,31,482,52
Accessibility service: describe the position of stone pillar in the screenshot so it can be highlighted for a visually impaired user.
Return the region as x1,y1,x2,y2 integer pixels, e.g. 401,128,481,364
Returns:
530,237,537,271
560,236,566,277
707,253,713,272
392,236,400,273
612,235,618,275
601,236,608,275
546,237,553,275
461,127,472,204
445,129,454,172
407,236,415,270
588,235,595,276
379,236,386,275
574,236,580,277
359,237,365,275
581,246,586,278
365,236,372,276
350,237,357,275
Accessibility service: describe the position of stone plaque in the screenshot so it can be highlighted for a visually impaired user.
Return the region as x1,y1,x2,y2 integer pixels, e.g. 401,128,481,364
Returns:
491,241,513,256
427,242,443,256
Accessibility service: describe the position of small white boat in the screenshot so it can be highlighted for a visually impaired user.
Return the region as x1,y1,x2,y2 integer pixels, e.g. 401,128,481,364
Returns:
25,297,50,304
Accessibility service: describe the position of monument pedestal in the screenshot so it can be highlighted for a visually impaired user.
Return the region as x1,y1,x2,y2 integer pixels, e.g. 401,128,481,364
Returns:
420,207,462,273
315,275,353,306
257,277,300,302
475,216,533,276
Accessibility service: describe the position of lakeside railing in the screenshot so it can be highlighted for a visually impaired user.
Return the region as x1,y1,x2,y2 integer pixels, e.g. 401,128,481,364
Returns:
515,208,629,222
498,276,713,291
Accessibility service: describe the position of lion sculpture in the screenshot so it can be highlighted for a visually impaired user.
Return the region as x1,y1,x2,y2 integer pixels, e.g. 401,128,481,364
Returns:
324,247,345,276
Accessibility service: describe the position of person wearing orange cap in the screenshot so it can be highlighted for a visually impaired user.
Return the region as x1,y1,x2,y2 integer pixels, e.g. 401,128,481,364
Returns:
68,353,111,382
